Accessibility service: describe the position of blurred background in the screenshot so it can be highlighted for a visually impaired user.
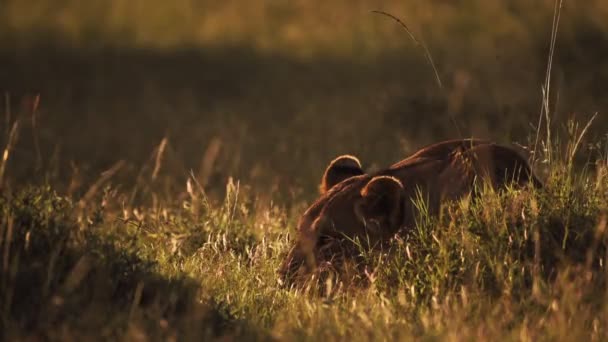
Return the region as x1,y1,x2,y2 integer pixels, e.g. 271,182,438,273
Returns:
0,0,606,201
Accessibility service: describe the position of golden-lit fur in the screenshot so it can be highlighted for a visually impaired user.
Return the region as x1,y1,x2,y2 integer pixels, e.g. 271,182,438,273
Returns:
279,139,542,286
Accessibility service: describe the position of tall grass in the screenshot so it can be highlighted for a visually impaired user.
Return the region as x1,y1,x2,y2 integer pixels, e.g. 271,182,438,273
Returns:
1,134,607,340
1,0,607,340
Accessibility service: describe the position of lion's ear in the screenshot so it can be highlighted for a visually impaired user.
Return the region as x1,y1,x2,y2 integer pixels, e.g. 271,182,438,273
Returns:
357,176,404,232
319,155,364,194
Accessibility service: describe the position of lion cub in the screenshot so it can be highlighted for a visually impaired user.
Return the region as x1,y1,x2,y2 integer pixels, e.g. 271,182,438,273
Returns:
280,139,542,286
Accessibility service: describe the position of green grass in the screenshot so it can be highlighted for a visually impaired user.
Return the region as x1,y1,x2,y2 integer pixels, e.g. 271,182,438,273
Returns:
1,1,608,340
1,143,607,340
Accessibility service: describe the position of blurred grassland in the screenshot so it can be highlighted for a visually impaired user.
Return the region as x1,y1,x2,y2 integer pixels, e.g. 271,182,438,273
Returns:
2,0,608,57
0,0,607,200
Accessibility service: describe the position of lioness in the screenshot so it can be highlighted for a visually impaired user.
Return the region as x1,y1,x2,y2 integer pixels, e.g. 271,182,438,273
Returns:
280,139,542,285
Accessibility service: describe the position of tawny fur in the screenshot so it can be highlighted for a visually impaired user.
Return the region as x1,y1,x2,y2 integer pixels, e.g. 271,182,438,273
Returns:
280,139,542,286
319,154,364,194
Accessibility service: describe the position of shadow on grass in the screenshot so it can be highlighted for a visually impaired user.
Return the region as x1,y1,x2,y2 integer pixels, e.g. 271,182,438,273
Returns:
0,186,266,340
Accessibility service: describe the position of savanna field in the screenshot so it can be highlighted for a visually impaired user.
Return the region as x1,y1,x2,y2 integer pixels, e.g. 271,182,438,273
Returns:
1,1,608,340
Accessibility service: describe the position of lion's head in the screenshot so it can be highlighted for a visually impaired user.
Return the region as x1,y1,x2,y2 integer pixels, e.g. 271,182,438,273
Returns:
280,169,407,286
280,140,542,286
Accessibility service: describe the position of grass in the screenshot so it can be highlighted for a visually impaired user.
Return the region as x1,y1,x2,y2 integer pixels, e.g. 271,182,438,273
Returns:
1,0,608,340
1,139,607,340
